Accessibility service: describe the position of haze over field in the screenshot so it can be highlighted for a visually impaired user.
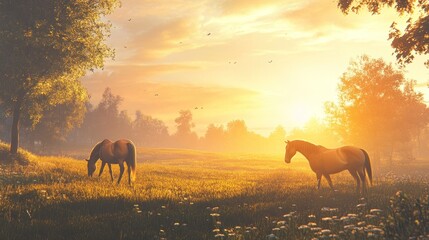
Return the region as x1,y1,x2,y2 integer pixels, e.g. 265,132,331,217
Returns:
2,1,429,239
82,0,428,135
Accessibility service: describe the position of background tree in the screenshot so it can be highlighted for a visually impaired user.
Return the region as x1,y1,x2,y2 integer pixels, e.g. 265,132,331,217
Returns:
132,111,170,147
337,0,429,67
23,83,87,151
286,118,340,148
79,88,124,143
0,0,119,154
173,110,198,148
224,120,265,152
266,125,287,153
325,55,429,164
202,124,226,151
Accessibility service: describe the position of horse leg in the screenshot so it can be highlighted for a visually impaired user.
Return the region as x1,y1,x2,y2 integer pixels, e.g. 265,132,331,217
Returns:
127,163,132,185
99,162,106,177
317,173,322,190
357,169,367,194
108,163,114,182
117,162,125,185
348,170,360,193
323,174,335,190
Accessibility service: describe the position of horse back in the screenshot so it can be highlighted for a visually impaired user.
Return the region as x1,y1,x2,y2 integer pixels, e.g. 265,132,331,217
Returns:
100,139,132,163
314,146,364,174
337,146,365,167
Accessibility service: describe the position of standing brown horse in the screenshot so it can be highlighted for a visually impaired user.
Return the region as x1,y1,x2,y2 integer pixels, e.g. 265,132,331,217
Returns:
86,139,136,185
284,140,372,193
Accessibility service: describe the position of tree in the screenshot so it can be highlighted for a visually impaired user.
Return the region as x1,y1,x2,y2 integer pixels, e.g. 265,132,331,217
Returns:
79,88,123,143
286,119,340,147
337,0,429,67
325,55,429,162
0,0,119,154
132,111,170,147
202,124,226,151
24,84,87,149
268,125,286,142
173,110,198,148
224,120,265,152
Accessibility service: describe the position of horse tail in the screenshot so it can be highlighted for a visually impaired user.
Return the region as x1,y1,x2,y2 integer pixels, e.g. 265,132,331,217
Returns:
127,142,137,183
361,149,372,186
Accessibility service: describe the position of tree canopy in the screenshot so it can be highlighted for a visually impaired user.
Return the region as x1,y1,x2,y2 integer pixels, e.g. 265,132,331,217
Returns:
337,0,429,67
0,0,119,154
325,55,429,162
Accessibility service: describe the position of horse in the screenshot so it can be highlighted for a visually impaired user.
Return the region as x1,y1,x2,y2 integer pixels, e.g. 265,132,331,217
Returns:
284,140,372,193
86,139,137,185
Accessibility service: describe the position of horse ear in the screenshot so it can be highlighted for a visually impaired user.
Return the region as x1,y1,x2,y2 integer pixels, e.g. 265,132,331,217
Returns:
285,140,290,144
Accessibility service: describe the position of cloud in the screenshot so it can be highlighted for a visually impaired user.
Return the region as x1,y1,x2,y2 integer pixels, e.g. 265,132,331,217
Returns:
104,0,210,63
282,0,357,31
221,0,284,16
280,0,402,44
122,17,201,61
81,66,262,134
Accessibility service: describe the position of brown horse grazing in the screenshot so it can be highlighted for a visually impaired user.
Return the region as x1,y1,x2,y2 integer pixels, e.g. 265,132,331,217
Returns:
284,140,372,193
86,139,136,185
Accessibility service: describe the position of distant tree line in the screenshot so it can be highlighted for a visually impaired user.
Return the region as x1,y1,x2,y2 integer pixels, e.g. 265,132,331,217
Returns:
1,56,428,165
0,87,289,154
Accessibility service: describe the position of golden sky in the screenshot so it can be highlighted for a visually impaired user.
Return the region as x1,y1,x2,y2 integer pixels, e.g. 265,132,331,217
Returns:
82,0,428,136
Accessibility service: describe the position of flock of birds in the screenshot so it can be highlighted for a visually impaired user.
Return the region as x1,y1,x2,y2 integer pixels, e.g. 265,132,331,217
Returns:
120,17,275,111
123,18,274,64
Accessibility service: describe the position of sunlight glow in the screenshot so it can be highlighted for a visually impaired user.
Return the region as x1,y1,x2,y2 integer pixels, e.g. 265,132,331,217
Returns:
291,103,316,127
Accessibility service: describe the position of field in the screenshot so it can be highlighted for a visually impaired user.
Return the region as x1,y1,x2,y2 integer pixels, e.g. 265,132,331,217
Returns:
1,143,429,240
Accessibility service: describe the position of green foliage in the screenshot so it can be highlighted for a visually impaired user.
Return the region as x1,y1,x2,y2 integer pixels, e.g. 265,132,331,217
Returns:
337,0,429,67
0,0,119,153
384,191,429,238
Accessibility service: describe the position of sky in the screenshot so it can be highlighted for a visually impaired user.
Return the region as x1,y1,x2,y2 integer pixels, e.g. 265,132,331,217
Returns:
81,0,428,136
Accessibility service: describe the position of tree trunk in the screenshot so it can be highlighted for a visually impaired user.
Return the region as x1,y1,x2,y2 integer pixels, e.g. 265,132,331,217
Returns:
10,97,23,154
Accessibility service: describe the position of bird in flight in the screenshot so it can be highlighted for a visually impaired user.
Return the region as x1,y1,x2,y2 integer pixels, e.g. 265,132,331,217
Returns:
268,60,273,63
207,33,211,36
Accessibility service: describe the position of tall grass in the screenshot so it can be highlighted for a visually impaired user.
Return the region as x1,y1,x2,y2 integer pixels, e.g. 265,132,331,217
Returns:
0,142,428,239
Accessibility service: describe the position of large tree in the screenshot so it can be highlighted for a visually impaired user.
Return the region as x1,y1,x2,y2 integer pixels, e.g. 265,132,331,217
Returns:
24,81,87,149
0,0,119,154
325,56,429,162
337,0,429,67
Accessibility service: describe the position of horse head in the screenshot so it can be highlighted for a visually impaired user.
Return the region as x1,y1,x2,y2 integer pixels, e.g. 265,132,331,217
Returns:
284,140,296,163
86,159,96,177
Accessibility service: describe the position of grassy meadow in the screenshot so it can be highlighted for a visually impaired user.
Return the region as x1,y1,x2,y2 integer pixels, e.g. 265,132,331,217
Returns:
1,143,429,239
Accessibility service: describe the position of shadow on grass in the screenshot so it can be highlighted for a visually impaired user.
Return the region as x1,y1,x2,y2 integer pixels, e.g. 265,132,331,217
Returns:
2,180,428,240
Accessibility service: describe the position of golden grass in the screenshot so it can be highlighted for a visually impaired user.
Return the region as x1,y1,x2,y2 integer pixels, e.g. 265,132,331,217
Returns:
0,142,429,239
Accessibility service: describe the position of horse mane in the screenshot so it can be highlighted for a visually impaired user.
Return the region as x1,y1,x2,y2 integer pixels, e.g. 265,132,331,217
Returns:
292,140,326,154
89,141,103,161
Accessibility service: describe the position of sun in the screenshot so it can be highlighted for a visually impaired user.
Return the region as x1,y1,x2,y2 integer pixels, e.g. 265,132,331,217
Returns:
291,103,315,127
